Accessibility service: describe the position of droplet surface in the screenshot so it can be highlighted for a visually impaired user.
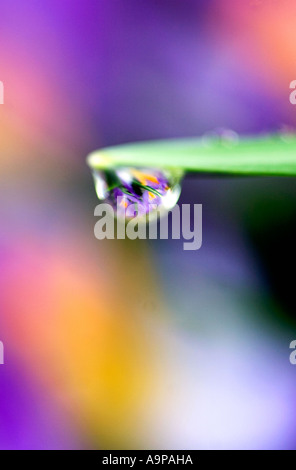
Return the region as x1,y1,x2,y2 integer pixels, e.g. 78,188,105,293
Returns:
202,128,239,147
92,167,183,219
278,124,296,143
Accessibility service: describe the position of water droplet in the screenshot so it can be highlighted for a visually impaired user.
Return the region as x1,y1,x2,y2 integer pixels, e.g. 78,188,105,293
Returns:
92,167,183,219
202,128,239,148
278,125,296,143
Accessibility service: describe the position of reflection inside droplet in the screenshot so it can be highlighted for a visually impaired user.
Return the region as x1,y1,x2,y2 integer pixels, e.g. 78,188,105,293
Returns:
92,167,183,219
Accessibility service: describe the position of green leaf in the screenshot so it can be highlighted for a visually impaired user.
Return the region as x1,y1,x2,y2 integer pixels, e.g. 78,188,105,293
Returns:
87,134,296,176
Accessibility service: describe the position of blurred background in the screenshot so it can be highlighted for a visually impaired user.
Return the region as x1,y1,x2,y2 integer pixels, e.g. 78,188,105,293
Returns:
0,0,296,450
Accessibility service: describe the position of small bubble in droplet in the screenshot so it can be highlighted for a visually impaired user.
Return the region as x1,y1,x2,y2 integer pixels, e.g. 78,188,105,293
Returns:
202,128,239,148
92,167,183,220
278,125,296,143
